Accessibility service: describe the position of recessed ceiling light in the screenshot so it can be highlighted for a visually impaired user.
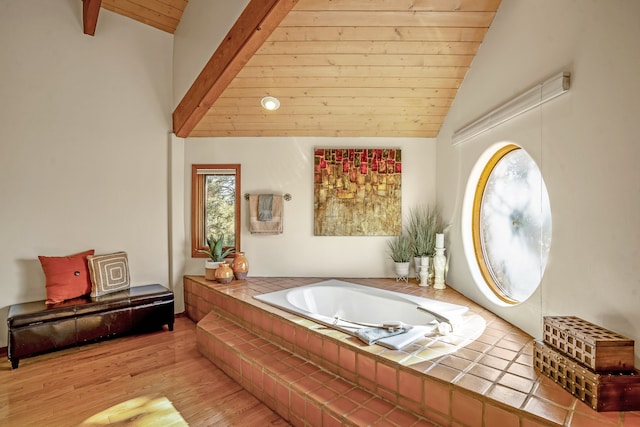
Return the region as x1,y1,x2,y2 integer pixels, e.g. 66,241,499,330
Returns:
261,96,280,111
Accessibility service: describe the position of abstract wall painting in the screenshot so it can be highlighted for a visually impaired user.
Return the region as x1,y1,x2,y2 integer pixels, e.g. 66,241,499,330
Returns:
313,148,402,236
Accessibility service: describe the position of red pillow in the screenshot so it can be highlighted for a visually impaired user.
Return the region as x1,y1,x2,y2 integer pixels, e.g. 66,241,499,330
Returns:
38,249,95,304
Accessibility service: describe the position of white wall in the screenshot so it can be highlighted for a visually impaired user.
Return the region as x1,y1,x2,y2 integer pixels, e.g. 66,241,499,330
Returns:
437,0,640,365
172,0,249,107
0,1,174,346
181,137,436,278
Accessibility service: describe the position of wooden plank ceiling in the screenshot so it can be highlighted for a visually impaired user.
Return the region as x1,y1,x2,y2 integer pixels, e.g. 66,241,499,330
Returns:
101,0,187,34
105,0,502,138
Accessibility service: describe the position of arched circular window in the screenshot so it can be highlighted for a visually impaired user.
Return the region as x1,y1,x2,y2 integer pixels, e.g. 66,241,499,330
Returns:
471,144,552,304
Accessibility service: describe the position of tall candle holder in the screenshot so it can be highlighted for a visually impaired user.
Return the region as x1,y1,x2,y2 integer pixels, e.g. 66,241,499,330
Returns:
419,256,429,287
433,233,446,290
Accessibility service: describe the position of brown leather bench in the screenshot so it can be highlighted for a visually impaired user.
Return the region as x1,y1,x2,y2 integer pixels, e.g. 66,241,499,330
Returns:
7,284,174,369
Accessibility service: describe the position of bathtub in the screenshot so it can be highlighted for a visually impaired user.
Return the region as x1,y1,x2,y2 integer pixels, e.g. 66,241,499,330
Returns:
254,279,483,350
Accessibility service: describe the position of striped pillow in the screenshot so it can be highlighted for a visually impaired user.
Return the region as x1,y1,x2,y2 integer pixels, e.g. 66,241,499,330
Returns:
87,251,130,297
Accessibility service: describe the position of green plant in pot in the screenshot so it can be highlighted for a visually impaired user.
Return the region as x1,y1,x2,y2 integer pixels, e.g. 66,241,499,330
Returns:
407,205,443,280
199,234,235,280
387,234,412,281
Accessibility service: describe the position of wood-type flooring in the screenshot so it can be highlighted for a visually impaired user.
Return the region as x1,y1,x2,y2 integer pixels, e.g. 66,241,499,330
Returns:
0,316,290,426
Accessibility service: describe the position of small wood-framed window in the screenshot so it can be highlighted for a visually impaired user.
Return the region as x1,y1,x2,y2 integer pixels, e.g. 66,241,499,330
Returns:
191,164,241,258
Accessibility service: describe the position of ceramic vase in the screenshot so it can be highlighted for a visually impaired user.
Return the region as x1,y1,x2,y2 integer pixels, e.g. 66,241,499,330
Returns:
231,252,249,280
205,260,220,281
214,261,234,284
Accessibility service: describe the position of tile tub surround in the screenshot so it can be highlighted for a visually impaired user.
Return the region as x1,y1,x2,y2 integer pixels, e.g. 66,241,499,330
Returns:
184,276,640,427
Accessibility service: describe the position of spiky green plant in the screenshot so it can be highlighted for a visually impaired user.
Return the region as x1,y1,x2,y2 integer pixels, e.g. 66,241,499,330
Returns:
387,234,413,263
198,234,235,262
407,205,444,257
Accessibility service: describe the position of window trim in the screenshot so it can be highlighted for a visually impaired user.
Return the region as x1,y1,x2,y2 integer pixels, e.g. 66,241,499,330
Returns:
471,144,520,305
191,164,241,258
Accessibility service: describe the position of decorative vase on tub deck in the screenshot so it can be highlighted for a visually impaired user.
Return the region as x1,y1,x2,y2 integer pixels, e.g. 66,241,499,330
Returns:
214,261,234,284
231,252,249,280
205,260,220,281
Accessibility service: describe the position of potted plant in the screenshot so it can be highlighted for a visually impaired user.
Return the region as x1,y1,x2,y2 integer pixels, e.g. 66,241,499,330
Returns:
407,205,443,280
386,234,412,281
199,234,235,280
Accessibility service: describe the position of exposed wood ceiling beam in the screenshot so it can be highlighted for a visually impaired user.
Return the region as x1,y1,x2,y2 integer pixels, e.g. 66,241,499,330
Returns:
172,0,299,138
82,0,102,36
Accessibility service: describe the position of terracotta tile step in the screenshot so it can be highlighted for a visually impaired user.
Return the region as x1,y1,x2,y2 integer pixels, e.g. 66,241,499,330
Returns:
196,311,437,427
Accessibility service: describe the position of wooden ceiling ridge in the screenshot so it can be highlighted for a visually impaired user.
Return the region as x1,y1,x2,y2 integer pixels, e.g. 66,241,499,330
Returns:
82,0,102,36
172,0,299,138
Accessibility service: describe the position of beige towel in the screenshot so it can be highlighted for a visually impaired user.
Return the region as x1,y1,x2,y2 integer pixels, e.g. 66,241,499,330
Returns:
249,194,283,234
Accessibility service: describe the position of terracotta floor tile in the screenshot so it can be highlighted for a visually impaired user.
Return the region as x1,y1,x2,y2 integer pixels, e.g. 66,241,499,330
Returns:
412,418,439,427
484,403,520,427
498,372,536,395
507,361,538,380
377,362,398,392
487,346,519,361
427,364,462,383
327,395,359,417
398,369,423,402
365,396,395,417
622,411,640,426
497,335,528,350
423,378,451,413
323,412,344,427
466,362,502,382
291,375,322,395
385,407,420,426
478,353,511,371
371,418,396,427
305,401,323,427
522,396,569,425
338,345,356,373
310,369,335,385
451,390,483,427
532,376,574,408
407,359,435,374
464,340,492,354
572,399,624,424
569,411,619,427
486,384,527,408
357,354,376,382
290,390,306,418
307,384,336,404
477,330,505,345
326,377,354,395
438,354,473,372
379,349,412,363
453,373,493,395
453,347,483,362
349,407,381,426
345,387,373,404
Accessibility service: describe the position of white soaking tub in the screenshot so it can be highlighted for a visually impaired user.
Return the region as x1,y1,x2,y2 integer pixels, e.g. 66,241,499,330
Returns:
254,279,482,350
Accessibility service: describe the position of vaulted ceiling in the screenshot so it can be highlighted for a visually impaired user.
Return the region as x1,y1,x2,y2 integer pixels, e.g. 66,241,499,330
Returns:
84,0,502,138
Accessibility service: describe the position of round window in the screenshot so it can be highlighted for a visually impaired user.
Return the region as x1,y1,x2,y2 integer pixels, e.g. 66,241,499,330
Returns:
471,144,552,304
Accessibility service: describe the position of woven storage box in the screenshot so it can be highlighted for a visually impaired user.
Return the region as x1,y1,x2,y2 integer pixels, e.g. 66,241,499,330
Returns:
534,340,640,412
543,316,634,372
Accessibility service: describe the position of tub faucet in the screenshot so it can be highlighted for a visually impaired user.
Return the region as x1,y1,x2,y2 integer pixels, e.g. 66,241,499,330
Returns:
416,306,455,332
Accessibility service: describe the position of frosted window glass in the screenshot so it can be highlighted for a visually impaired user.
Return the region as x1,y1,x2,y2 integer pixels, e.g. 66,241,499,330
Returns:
479,148,551,302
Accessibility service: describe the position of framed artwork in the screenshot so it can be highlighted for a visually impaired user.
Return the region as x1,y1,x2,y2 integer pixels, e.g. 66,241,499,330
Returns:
314,148,402,236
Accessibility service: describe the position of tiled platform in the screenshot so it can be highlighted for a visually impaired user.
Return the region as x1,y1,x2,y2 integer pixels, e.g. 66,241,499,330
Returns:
185,276,640,427
197,312,437,426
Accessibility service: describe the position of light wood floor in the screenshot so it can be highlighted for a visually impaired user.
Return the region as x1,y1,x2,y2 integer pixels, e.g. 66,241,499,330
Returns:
0,316,291,427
